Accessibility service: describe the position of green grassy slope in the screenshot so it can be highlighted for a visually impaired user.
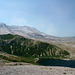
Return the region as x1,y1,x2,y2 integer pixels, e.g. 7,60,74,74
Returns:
0,52,36,64
0,34,70,58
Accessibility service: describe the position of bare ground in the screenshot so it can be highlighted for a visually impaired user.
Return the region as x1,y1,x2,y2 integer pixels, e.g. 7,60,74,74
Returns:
0,52,75,75
0,65,75,75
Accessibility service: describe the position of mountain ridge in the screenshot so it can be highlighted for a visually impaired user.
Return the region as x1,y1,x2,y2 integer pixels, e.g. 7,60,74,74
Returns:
0,34,70,58
0,23,63,43
0,23,75,59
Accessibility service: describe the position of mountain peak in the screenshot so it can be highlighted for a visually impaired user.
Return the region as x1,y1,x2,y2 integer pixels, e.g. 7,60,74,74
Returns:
0,22,7,27
0,23,60,41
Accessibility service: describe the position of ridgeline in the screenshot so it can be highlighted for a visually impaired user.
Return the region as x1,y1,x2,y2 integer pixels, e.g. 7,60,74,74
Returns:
0,34,69,59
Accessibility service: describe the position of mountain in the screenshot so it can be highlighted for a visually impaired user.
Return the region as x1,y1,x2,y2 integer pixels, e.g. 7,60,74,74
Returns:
0,23,75,59
0,23,61,41
0,34,69,58
0,23,11,34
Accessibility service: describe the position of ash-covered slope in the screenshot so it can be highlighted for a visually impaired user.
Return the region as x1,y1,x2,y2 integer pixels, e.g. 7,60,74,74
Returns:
0,23,61,41
0,23,11,34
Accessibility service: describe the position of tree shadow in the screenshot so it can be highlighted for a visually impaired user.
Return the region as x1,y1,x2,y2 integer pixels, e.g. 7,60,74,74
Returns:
37,58,75,68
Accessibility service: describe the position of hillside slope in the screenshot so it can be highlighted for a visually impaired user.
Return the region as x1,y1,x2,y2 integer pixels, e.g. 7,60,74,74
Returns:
0,34,69,58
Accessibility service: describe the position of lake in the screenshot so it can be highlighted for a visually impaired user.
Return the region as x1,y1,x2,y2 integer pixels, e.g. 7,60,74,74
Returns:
37,58,75,68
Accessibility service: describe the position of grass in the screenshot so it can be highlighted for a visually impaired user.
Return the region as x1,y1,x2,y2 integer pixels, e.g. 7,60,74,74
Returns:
0,34,16,40
0,52,38,65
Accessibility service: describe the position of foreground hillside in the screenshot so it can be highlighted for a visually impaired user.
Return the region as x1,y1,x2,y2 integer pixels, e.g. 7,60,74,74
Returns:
0,34,69,58
0,51,37,65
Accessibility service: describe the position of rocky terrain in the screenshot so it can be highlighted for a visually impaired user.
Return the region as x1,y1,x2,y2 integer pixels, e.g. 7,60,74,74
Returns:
0,64,75,75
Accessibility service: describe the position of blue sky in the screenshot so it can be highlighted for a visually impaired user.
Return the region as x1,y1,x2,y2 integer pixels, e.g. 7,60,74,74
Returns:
0,0,75,37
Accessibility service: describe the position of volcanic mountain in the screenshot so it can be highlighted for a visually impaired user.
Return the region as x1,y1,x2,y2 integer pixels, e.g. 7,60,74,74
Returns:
0,23,61,41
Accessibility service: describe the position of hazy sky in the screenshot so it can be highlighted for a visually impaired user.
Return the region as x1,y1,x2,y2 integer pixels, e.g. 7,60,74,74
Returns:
0,0,75,37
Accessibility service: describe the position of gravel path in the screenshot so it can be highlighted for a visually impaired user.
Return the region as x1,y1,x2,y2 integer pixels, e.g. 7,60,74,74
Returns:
0,65,75,75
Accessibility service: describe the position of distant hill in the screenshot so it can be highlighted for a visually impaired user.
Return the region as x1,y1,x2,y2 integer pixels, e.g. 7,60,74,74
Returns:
0,23,62,42
0,34,69,58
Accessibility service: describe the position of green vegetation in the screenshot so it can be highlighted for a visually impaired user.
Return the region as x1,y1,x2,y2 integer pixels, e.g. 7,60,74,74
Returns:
0,52,37,64
0,34,16,40
0,34,70,63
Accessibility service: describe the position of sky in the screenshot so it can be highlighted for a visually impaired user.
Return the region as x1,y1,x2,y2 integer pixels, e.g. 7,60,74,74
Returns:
0,0,75,37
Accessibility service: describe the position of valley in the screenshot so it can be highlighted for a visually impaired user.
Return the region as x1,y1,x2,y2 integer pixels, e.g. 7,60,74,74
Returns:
0,23,75,75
